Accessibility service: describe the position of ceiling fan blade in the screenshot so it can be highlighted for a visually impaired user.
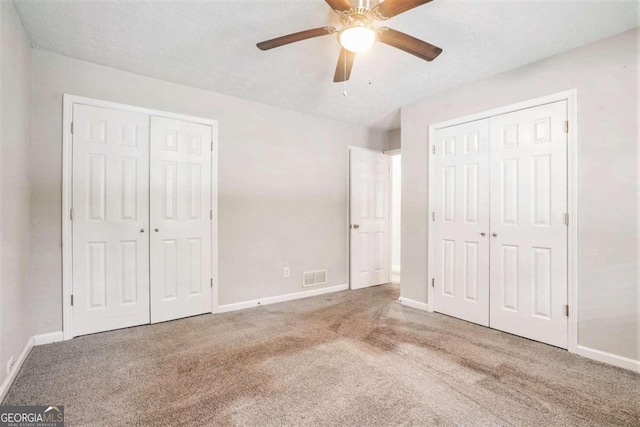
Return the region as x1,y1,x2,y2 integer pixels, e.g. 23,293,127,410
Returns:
333,48,356,82
325,0,353,13
257,27,336,51
373,0,433,20
378,28,442,61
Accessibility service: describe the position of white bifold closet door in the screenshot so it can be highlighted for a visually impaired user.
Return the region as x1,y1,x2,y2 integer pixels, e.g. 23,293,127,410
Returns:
149,116,213,323
432,119,490,326
432,100,568,348
72,105,151,336
350,149,391,290
72,106,214,336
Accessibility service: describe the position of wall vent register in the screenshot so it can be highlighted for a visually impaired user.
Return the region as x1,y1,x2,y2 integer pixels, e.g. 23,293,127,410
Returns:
303,270,328,287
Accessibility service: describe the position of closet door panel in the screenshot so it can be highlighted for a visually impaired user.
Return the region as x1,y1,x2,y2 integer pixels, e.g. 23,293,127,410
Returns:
433,119,490,326
489,100,568,348
72,104,150,336
150,116,212,323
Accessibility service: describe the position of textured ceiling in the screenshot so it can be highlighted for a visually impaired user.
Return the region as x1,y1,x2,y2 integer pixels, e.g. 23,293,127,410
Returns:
14,0,640,129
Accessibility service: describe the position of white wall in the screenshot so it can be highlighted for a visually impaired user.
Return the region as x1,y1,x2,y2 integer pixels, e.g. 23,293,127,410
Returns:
401,28,639,361
0,1,33,389
391,154,401,281
385,128,401,151
29,50,385,335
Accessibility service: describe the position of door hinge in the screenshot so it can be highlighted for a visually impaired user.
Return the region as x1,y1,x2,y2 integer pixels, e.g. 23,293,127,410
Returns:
432,211,435,222
70,294,74,306
210,209,213,220
210,278,213,288
564,121,569,133
565,304,569,316
564,213,569,226
432,145,436,155
70,208,74,221
71,122,74,134
431,278,435,288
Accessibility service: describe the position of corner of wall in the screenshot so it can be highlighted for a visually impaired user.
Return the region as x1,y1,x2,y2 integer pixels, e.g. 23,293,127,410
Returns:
384,128,401,152
0,0,35,395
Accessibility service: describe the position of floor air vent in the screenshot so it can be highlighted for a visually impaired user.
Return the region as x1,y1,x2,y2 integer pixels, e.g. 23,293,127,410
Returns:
303,270,328,287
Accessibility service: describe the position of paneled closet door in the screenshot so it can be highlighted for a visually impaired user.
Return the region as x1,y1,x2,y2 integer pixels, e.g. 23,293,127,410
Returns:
72,105,150,336
433,119,491,326
489,100,568,348
150,117,213,323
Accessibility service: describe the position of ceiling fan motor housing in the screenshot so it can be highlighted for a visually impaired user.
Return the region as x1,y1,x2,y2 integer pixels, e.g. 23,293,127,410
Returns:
339,6,375,24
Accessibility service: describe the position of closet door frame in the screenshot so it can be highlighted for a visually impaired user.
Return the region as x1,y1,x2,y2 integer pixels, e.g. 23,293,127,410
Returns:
426,89,578,354
62,94,219,340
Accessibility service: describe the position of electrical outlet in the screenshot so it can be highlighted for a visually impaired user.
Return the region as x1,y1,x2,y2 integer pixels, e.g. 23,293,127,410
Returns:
7,356,15,375
283,267,290,278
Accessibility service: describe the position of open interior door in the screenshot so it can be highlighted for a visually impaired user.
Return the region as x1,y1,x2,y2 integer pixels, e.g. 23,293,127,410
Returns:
349,148,390,290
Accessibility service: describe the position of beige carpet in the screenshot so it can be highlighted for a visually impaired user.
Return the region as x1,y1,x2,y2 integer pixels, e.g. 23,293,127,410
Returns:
3,284,639,426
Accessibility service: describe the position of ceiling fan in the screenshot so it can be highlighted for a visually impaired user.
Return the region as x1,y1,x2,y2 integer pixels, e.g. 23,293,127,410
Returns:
257,0,442,83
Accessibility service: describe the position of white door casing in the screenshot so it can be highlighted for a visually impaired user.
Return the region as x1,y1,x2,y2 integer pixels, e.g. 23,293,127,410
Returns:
350,149,391,290
489,100,568,348
72,104,151,336
150,116,213,323
433,119,491,326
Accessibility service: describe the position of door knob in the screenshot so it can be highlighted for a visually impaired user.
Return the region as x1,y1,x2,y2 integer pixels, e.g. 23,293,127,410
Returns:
480,232,486,236
154,228,159,232
352,224,360,229
140,228,144,233
492,233,497,237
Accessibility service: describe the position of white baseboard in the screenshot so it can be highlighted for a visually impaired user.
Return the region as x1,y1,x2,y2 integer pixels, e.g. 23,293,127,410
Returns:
214,284,349,314
577,345,640,373
398,297,430,312
393,301,638,373
0,336,33,403
34,331,64,346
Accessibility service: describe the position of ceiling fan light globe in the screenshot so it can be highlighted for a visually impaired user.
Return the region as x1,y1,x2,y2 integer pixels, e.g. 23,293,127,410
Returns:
339,26,376,53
